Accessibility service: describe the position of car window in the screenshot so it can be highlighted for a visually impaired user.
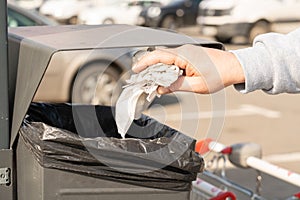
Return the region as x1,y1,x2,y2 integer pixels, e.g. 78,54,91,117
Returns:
141,1,161,7
127,1,161,7
8,7,38,27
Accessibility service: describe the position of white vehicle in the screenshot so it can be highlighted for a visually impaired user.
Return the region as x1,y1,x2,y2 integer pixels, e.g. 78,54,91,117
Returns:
39,0,99,24
197,0,300,43
78,0,160,25
8,0,44,10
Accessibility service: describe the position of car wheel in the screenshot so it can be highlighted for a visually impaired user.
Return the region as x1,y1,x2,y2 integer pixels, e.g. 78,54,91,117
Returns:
249,20,270,44
68,16,78,24
103,18,115,24
72,62,122,106
161,15,177,29
215,35,232,44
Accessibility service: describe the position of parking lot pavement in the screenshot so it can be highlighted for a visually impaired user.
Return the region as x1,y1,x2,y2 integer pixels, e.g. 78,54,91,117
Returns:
145,85,300,198
144,25,300,197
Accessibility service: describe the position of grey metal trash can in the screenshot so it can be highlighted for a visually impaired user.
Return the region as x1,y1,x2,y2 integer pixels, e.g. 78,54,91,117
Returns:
17,103,203,200
1,25,224,200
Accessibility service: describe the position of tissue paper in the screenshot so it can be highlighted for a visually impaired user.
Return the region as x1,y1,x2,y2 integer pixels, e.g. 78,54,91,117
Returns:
115,63,182,138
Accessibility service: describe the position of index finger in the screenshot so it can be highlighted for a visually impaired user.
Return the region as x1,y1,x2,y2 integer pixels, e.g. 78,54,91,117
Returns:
132,49,177,73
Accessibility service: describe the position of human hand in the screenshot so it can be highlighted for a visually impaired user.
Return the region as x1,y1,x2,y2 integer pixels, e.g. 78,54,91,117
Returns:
132,44,245,94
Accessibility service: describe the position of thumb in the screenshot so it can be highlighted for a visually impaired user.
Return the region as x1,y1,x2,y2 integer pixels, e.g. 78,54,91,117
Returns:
156,76,186,94
157,86,172,95
156,76,187,94
157,76,211,94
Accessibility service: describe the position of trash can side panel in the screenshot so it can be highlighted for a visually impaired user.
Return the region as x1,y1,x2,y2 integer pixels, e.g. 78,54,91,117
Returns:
17,135,190,200
43,165,191,200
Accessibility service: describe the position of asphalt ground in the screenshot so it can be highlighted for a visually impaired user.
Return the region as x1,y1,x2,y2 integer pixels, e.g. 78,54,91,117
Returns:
144,26,300,199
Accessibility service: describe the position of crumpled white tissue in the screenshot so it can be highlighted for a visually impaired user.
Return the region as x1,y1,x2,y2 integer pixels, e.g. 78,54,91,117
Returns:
115,63,182,139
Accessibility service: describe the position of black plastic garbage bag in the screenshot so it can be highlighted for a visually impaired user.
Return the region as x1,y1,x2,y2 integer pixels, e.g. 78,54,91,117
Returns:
19,103,204,191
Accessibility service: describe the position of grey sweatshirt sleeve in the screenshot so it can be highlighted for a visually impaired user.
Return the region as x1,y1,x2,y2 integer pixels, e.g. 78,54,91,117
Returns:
231,28,300,94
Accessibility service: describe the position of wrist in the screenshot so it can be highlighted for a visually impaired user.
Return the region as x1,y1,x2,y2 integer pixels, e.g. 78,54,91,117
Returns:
227,52,245,85
204,47,245,87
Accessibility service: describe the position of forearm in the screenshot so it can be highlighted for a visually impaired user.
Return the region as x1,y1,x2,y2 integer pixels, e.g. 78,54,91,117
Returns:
231,28,300,94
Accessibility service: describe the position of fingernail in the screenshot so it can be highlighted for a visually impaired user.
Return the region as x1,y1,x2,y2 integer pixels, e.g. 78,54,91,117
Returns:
132,62,139,70
132,63,138,72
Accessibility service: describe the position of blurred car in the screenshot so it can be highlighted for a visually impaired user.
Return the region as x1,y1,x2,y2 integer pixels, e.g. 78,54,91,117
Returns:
198,0,300,43
34,47,134,105
137,0,202,29
7,0,44,10
7,2,58,27
7,3,133,105
78,0,160,25
39,0,98,24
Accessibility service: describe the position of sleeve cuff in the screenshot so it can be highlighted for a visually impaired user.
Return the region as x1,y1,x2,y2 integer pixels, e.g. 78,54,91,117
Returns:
230,43,274,93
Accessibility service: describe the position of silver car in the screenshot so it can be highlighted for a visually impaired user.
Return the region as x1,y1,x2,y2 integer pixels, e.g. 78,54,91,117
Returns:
8,4,134,105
